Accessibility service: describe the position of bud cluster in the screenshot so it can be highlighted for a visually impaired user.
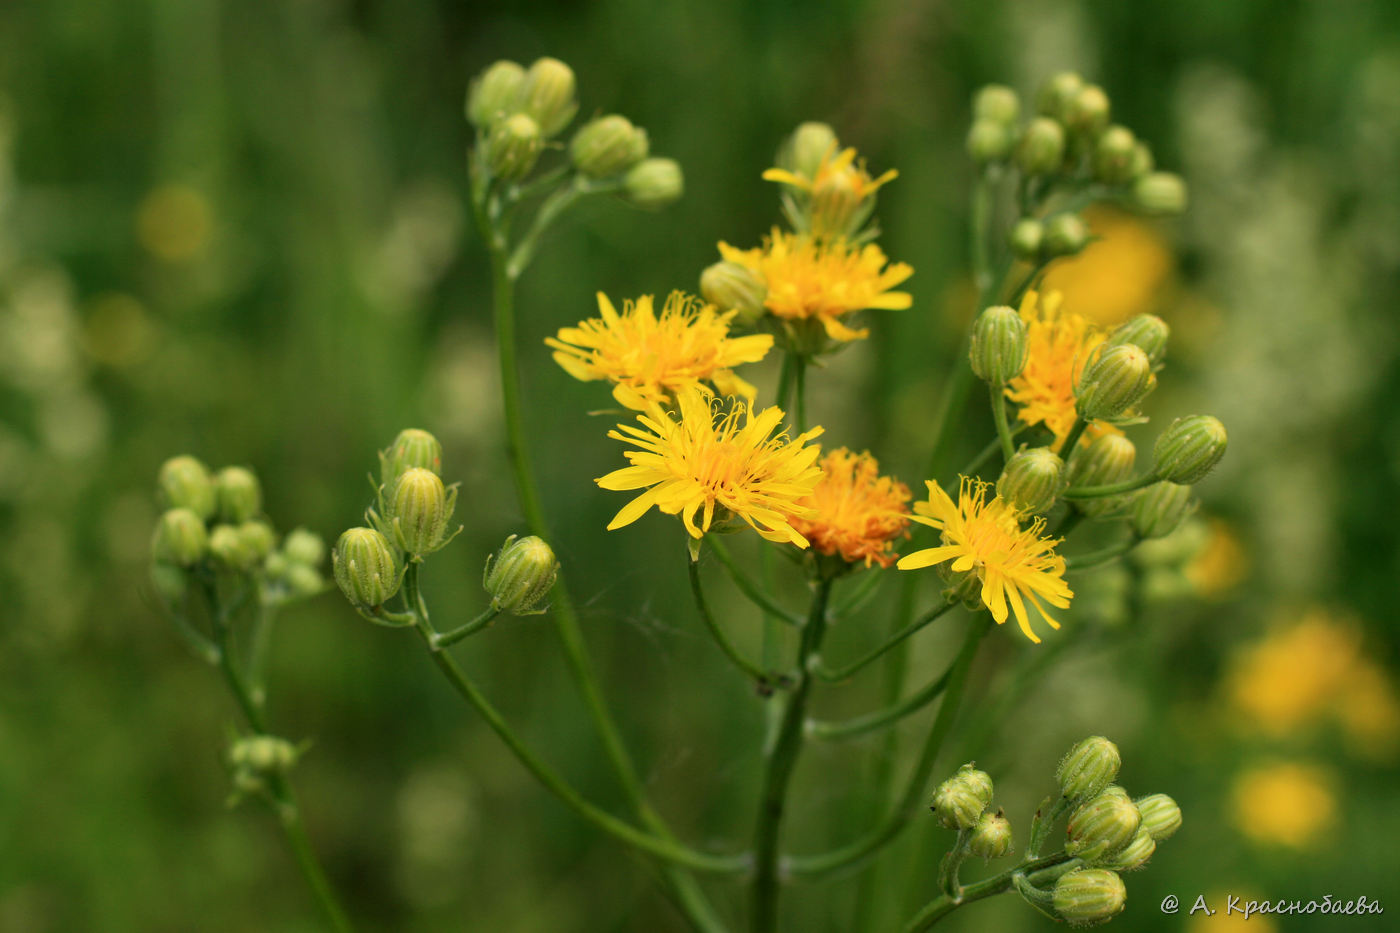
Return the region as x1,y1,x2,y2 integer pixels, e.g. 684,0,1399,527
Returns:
769,121,891,240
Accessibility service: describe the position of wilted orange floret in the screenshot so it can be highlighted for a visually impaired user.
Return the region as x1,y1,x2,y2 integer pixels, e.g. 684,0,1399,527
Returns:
790,448,911,567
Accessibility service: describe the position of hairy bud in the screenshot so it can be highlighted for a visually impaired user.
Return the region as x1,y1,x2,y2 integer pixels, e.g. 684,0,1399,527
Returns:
333,527,401,609
1153,415,1227,484
484,535,560,615
969,305,1029,384
157,455,216,520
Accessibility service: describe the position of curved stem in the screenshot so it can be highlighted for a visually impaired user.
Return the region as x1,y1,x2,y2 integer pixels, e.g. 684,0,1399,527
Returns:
1058,418,1090,455
1065,538,1140,571
688,546,779,688
806,655,956,741
708,537,803,626
1062,473,1158,500
900,853,1071,932
430,606,502,649
990,384,1016,463
813,600,956,683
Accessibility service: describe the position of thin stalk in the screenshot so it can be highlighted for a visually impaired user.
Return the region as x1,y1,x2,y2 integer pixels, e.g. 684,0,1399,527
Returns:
1065,538,1140,571
1059,418,1090,455
430,606,502,649
955,427,1024,481
1062,474,1158,500
688,548,778,687
750,579,832,932
806,658,956,741
792,353,808,433
246,602,275,709
708,537,803,626
989,383,1016,462
900,853,1072,932
813,600,956,682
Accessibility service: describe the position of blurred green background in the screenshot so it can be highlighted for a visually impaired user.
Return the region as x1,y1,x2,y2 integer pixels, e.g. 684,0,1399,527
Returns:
3,0,1399,930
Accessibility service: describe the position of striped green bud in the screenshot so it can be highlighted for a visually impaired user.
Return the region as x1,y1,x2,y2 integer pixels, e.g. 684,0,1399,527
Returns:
1057,736,1121,801
1153,415,1227,484
1076,345,1155,421
700,261,768,326
1016,117,1065,176
1044,212,1090,257
238,520,277,563
781,122,838,179
570,115,649,178
967,119,1013,164
1131,482,1195,540
484,535,559,615
930,763,994,830
1096,827,1156,871
973,84,1021,125
152,508,209,567
380,428,443,487
1066,791,1142,861
157,455,216,520
214,466,262,523
1037,71,1084,121
968,809,1015,859
998,447,1065,515
969,305,1028,384
1133,172,1188,215
623,158,684,209
1093,125,1137,185
517,57,577,137
1009,217,1045,261
1052,869,1126,925
466,60,525,128
333,527,400,609
1107,314,1169,367
388,468,453,556
487,113,543,182
208,524,257,570
1135,793,1183,841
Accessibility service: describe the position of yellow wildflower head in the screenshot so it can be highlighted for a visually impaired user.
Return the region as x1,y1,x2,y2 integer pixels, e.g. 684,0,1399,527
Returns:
1040,206,1172,328
790,448,911,568
596,387,824,545
763,144,898,240
1005,289,1116,450
717,229,913,344
547,291,773,410
1231,761,1335,849
896,477,1072,643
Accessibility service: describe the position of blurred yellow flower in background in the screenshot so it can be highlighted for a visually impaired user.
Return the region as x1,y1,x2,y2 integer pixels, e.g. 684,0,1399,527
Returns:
136,183,213,262
1184,518,1249,597
1231,761,1335,849
1039,206,1173,327
790,448,910,568
1185,891,1278,932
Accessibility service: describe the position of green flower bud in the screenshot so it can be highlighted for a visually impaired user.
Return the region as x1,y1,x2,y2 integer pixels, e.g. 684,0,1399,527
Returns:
150,562,189,603
1128,142,1155,180
484,535,559,615
1057,736,1121,801
1044,212,1090,257
380,428,443,487
1009,217,1045,261
333,527,401,608
1134,793,1182,841
1052,869,1126,925
466,59,525,128
209,523,257,570
930,763,994,830
1076,345,1155,421
973,84,1020,125
782,122,839,179
1153,415,1227,484
1131,482,1195,540
623,158,684,209
1096,826,1156,871
1016,117,1066,176
152,508,209,567
1132,171,1188,215
517,57,577,137
487,113,543,182
966,119,1013,164
282,527,326,567
968,809,1015,859
570,115,649,178
1037,71,1084,121
1066,791,1142,861
1065,84,1110,135
700,261,768,326
969,305,1029,384
264,551,291,579
238,520,277,563
1066,435,1137,517
229,734,299,774
1093,125,1137,185
388,468,453,556
157,455,216,520
285,563,325,598
998,447,1065,514
1107,314,1169,367
214,466,262,523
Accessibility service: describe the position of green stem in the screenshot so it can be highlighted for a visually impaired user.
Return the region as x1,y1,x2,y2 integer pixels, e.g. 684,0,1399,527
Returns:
956,428,1023,481
792,353,808,433
989,383,1016,463
813,600,956,682
971,168,996,302
1059,418,1090,455
900,853,1071,932
247,601,275,710
750,579,832,932
806,656,956,741
938,828,971,900
775,352,795,413
688,546,780,688
708,537,803,626
430,606,503,649
1062,474,1158,500
1065,538,1140,571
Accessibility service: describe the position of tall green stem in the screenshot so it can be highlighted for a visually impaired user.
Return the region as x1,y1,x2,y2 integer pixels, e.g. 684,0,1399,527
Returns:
990,383,1016,462
750,579,832,932
813,600,956,682
900,853,1072,931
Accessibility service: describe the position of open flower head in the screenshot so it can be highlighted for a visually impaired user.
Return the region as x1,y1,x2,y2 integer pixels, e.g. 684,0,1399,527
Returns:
896,478,1072,643
790,448,911,568
597,387,824,545
718,229,912,343
763,144,898,239
547,291,773,410
1005,289,1117,450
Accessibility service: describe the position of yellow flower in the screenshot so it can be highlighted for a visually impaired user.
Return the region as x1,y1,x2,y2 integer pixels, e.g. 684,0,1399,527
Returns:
1231,761,1334,849
762,145,898,201
718,229,913,343
1004,289,1115,450
1186,891,1278,933
896,478,1072,643
1184,518,1249,597
1040,206,1172,328
596,387,824,545
790,448,911,568
762,146,897,239
547,291,773,410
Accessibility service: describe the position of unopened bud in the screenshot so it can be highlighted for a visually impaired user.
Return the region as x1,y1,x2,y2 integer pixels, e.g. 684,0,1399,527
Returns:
1134,793,1182,841
1009,218,1045,261
229,734,299,774
1107,314,1169,367
214,466,262,523
333,527,401,608
484,535,559,615
1131,482,1195,540
570,115,649,178
782,122,839,179
973,84,1021,125
1016,118,1066,176
152,508,209,567
157,455,216,520
381,428,443,487
1153,415,1227,484
150,562,189,603
487,113,543,182
623,158,684,209
1037,72,1085,121
1096,827,1156,871
466,60,525,128
1066,791,1142,861
1052,869,1127,925
1044,212,1090,257
238,520,277,563
700,261,768,325
389,468,453,556
1057,736,1121,801
517,57,577,137
282,528,326,567
1065,84,1110,135
285,563,324,598
968,809,1015,859
967,120,1013,164
969,305,1029,384
209,523,256,570
1076,345,1155,421
1129,142,1155,180
1133,172,1188,215
1093,125,1137,185
998,447,1065,514
930,763,994,830
1066,435,1137,517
